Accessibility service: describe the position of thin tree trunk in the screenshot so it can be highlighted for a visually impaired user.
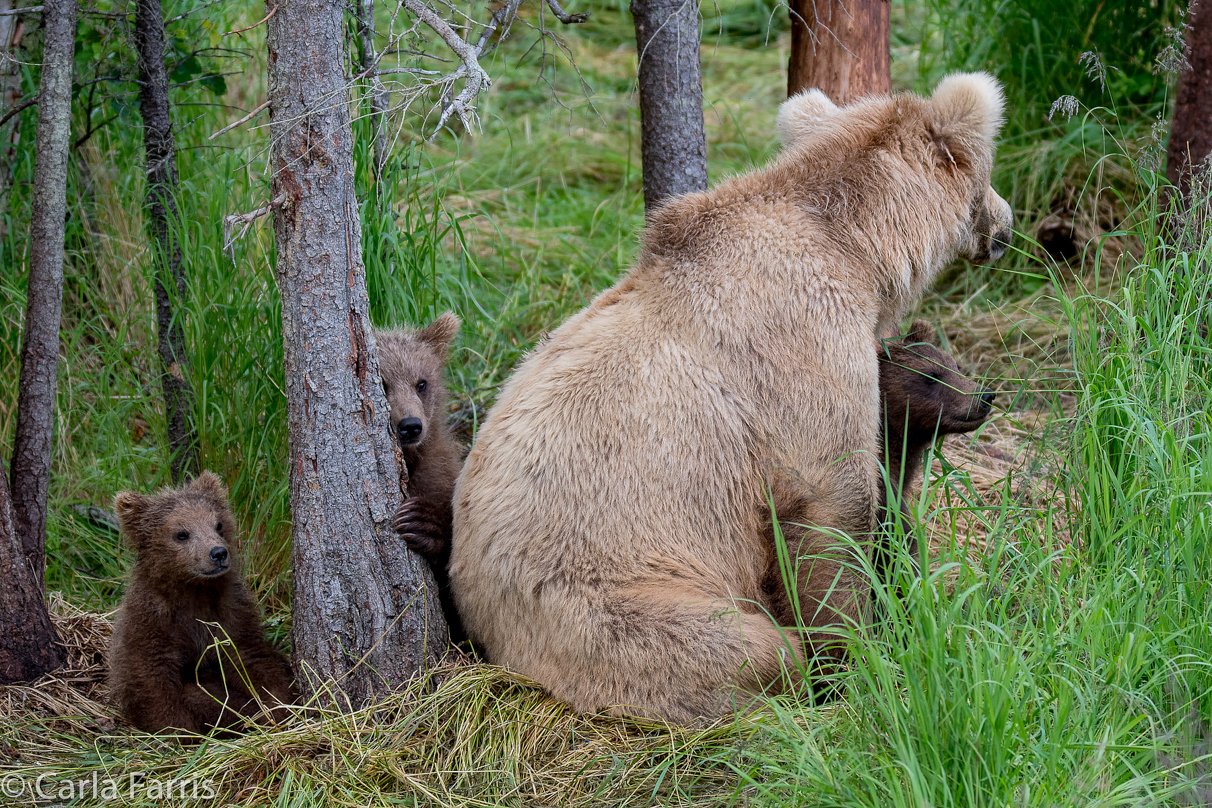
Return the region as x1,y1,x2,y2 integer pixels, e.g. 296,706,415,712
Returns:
630,0,708,211
787,0,890,103
10,0,75,582
266,0,447,705
355,0,389,180
134,0,200,484
1167,0,1211,199
0,463,65,684
0,0,29,219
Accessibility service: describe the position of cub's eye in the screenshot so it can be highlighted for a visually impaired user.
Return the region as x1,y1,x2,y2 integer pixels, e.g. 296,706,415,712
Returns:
215,521,224,535
924,371,943,386
416,379,427,394
174,530,190,542
382,384,392,397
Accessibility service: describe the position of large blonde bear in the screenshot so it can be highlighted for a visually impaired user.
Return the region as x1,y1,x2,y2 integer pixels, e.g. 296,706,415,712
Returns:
450,74,1012,724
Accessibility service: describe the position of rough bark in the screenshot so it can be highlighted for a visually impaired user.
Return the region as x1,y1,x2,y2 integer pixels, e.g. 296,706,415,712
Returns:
355,0,389,179
0,463,66,684
1167,0,1211,199
0,0,29,216
266,0,448,705
630,0,708,211
787,0,890,103
10,0,75,582
135,0,200,484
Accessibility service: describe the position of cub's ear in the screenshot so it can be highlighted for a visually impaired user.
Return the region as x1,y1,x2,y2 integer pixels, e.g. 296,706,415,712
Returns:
927,72,1004,170
189,470,229,505
418,311,461,359
905,319,939,346
776,89,839,147
113,491,149,542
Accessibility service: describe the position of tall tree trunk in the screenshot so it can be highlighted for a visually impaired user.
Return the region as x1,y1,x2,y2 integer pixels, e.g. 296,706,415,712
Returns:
787,0,890,102
0,0,29,219
10,0,76,582
0,463,65,684
630,0,708,212
134,0,200,484
266,0,447,705
355,0,389,180
1167,0,1211,199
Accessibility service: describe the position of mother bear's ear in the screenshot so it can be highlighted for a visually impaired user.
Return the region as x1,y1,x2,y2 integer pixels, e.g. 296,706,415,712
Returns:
776,88,839,147
926,72,1005,170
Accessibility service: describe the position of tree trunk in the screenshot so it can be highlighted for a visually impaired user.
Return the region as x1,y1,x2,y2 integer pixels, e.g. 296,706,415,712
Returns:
787,0,890,103
355,0,389,180
630,0,708,212
266,0,448,706
134,0,200,484
1167,0,1211,199
0,0,29,218
0,464,66,684
10,0,75,583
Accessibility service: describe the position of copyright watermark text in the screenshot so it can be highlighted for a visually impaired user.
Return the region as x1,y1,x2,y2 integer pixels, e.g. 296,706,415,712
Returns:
1,772,216,803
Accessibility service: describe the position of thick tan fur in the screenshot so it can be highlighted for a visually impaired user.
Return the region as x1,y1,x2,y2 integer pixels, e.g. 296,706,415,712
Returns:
108,472,294,735
450,75,1012,724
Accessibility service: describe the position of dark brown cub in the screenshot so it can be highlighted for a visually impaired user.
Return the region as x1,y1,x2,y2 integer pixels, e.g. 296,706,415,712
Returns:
875,319,995,583
108,472,294,735
374,311,465,643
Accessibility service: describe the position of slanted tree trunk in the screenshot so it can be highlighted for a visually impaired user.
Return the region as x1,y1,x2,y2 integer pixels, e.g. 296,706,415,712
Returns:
787,0,890,102
630,0,708,211
1167,0,1211,199
0,465,65,683
355,0,389,180
134,0,200,484
266,0,447,705
10,0,76,582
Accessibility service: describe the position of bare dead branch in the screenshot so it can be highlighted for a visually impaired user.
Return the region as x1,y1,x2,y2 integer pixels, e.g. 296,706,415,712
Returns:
398,0,492,135
208,98,269,139
543,0,588,24
222,192,288,262
0,93,35,128
165,0,227,24
225,4,275,37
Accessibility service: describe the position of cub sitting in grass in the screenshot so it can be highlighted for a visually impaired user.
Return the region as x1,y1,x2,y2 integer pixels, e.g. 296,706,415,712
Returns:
873,319,996,582
108,472,294,734
374,312,466,642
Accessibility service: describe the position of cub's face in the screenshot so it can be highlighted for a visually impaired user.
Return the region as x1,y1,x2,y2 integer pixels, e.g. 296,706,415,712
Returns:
153,501,234,581
879,321,995,439
114,471,238,584
375,311,460,452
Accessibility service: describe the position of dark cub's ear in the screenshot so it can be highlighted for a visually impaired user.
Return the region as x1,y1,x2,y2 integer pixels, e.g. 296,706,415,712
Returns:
189,470,229,506
113,491,149,546
905,320,939,346
418,311,461,360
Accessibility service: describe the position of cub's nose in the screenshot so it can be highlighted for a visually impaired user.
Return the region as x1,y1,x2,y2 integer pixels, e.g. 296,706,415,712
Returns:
980,389,997,407
210,547,229,565
397,417,423,445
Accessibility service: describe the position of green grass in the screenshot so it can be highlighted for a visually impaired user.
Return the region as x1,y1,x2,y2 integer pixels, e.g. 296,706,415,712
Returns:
3,0,1210,804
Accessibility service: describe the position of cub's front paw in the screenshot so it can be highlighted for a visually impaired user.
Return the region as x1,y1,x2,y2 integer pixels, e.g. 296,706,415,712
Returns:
393,498,447,562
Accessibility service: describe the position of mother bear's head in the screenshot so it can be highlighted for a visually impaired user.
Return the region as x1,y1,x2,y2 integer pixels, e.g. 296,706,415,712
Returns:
775,72,1013,267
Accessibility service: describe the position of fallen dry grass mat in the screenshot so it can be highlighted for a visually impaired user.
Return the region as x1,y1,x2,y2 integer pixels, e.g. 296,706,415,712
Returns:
0,601,765,807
